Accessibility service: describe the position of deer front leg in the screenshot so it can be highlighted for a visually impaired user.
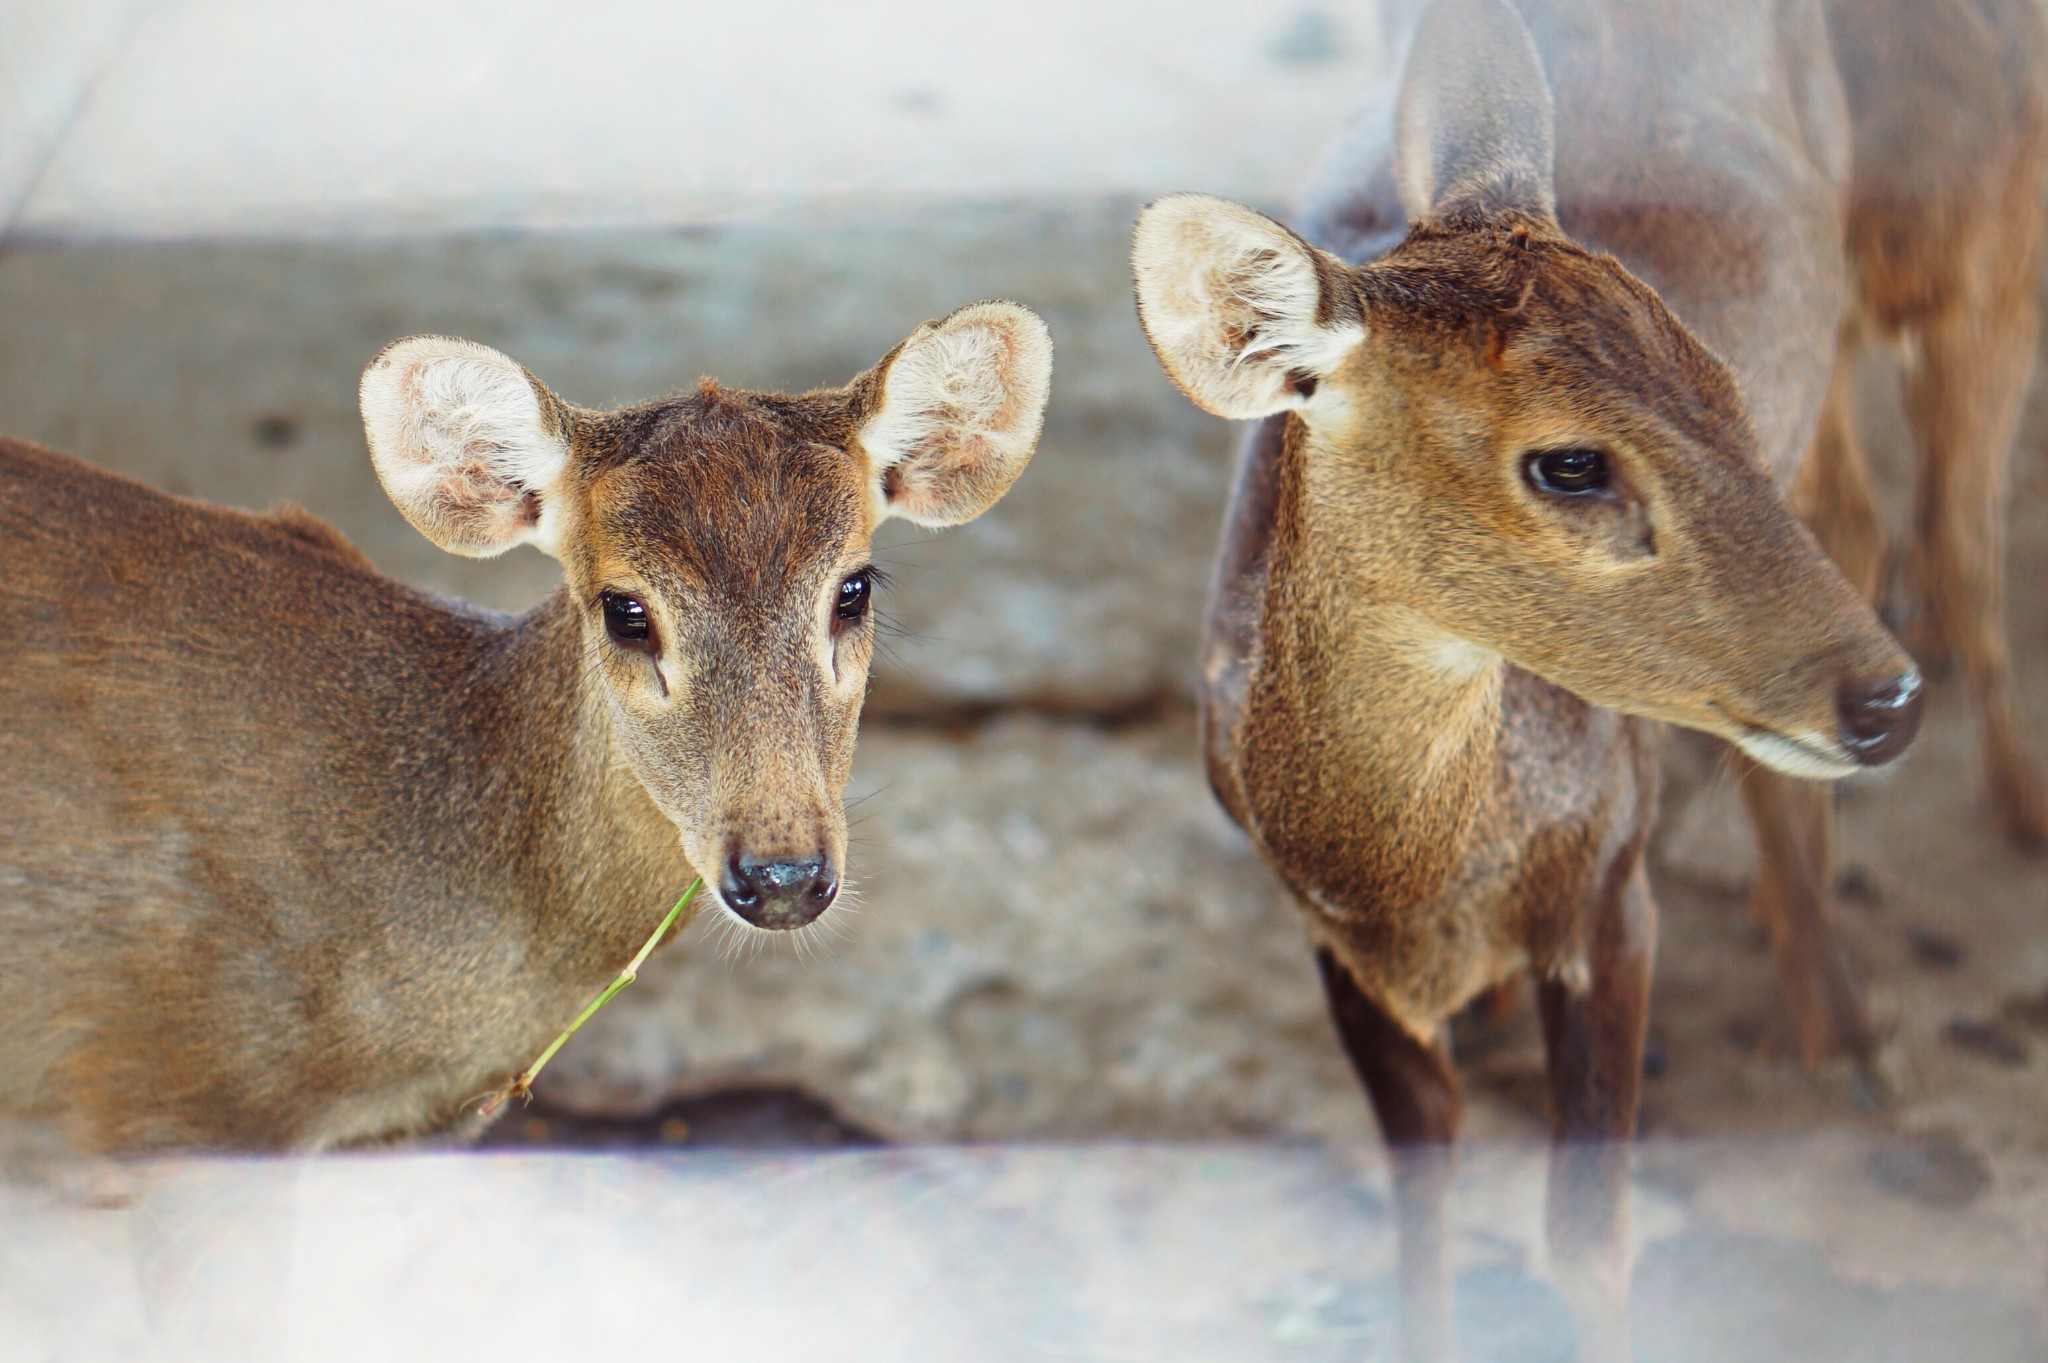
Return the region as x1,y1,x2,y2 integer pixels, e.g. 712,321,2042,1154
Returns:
1315,948,1463,1363
1537,858,1656,1363
1736,338,1888,1075
1732,751,1882,1077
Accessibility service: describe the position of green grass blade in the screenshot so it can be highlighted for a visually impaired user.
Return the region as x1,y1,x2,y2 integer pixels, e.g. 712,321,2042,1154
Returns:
479,877,703,1119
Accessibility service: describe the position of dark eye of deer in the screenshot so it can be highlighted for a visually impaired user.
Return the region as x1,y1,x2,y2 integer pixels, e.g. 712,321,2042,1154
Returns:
1526,447,1612,497
601,592,653,649
835,571,872,625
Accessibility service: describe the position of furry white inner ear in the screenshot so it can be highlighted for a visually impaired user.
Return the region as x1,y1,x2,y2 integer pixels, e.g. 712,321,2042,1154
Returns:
1131,194,1363,422
858,301,1053,529
360,336,569,559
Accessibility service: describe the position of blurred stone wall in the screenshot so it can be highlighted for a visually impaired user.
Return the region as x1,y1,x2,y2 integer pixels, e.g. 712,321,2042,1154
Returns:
0,212,1376,1142
6,204,2047,1149
2,212,1229,708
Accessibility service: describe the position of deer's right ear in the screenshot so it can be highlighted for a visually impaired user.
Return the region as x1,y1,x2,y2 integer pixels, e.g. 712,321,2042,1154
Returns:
1393,0,1557,223
359,337,572,559
1130,194,1363,421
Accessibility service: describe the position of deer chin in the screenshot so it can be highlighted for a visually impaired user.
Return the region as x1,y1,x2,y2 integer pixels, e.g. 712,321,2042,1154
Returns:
1727,724,1862,781
1676,699,1859,780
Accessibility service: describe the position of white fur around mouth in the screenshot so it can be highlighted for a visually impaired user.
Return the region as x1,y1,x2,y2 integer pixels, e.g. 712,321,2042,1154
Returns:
703,885,856,968
1731,726,1861,781
713,896,803,933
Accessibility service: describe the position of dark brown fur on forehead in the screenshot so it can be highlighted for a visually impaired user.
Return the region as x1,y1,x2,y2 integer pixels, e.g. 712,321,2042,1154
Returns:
582,381,867,599
1364,213,1750,449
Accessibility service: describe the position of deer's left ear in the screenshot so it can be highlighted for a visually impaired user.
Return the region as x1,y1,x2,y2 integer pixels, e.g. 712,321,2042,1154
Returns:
854,301,1053,528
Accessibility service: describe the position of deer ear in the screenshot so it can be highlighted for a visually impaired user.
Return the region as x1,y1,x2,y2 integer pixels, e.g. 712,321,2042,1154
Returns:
1130,193,1364,421
359,337,572,559
1394,0,1557,223
855,301,1053,528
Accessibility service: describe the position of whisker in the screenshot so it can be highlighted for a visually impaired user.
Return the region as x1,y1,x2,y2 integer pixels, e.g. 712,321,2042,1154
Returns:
843,780,899,812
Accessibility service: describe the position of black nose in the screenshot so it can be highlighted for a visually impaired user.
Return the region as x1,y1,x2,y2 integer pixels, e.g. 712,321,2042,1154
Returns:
720,853,837,929
1837,669,1925,767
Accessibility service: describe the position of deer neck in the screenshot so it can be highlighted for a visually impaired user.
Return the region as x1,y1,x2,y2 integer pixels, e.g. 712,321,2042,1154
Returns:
1245,415,1506,906
463,590,696,976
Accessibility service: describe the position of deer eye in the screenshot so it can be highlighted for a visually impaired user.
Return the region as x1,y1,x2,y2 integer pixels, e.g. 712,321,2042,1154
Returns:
601,592,654,650
1525,447,1612,498
834,571,873,625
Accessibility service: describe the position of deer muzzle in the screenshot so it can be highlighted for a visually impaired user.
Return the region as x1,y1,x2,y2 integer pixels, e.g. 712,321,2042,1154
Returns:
1835,667,1925,768
719,851,839,929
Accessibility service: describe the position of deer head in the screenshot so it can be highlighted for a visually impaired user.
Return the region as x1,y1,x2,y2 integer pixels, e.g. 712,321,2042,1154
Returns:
360,302,1052,929
1131,0,1920,778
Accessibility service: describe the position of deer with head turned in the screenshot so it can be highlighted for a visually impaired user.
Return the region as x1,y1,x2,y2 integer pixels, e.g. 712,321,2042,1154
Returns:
0,301,1051,1154
1132,0,1929,1356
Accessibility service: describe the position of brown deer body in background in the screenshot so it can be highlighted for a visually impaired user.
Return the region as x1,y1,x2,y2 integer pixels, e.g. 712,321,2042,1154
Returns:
1825,0,2048,852
0,303,1051,1154
1132,0,1934,1356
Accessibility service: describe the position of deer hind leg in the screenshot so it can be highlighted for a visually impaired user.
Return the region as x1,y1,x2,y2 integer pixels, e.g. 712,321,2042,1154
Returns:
1795,325,1889,603
1538,858,1656,1363
1901,246,2048,849
1315,948,1462,1363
